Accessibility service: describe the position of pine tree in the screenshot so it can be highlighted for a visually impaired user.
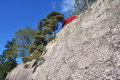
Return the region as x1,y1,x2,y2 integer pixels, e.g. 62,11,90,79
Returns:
69,0,96,16
23,11,64,63
32,11,64,52
37,11,64,38
0,38,17,80
14,26,37,57
0,60,17,80
3,38,17,61
33,11,64,48
0,55,5,64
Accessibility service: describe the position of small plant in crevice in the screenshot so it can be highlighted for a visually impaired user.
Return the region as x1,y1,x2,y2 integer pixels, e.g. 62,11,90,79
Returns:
24,64,30,68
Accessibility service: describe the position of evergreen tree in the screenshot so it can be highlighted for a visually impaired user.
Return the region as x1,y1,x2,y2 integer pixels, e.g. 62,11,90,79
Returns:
3,38,17,61
0,38,17,80
31,11,64,52
38,11,64,38
0,61,17,80
14,26,37,57
69,0,96,16
23,12,64,63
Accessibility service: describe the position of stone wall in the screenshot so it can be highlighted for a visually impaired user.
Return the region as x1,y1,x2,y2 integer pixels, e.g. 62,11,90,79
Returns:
6,0,120,80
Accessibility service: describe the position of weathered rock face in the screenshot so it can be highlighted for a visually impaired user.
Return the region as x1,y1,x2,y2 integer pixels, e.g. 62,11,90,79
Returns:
6,0,120,80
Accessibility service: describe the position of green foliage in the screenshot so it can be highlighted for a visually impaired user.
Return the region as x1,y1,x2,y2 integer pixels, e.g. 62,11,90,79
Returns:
23,45,45,63
50,19,58,25
32,51,41,58
34,39,41,46
3,49,17,59
22,56,31,63
22,51,41,63
35,31,42,35
69,0,96,16
24,64,30,68
0,55,6,64
47,11,62,19
3,38,17,61
14,26,37,57
0,61,17,80
42,20,50,27
23,11,64,63
41,27,53,36
33,35,46,46
37,11,64,37
0,38,17,79
34,35,45,41
29,45,37,53
36,45,45,53
54,15,64,22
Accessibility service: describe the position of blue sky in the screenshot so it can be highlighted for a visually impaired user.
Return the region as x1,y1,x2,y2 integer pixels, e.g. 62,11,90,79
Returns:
0,0,74,63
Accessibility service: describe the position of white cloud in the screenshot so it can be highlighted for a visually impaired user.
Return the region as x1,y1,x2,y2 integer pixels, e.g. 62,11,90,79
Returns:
61,0,75,12
51,2,56,10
